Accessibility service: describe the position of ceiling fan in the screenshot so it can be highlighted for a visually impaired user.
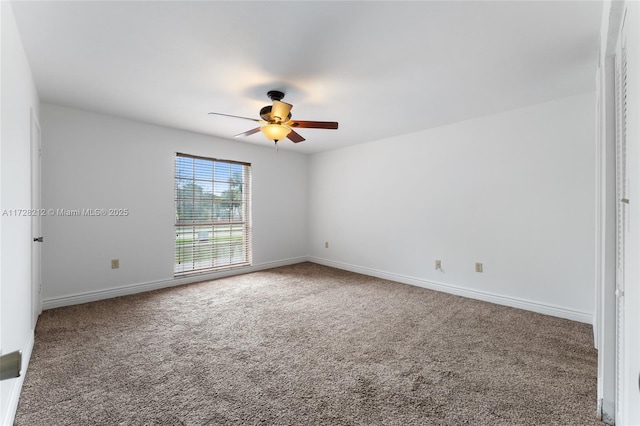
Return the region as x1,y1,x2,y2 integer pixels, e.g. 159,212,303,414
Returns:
208,90,338,148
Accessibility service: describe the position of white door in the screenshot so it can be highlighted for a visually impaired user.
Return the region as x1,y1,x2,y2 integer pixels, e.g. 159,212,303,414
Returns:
31,109,42,328
614,13,628,421
618,2,640,421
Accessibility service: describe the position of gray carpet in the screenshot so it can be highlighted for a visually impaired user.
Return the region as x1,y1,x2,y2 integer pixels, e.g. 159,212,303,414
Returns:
15,262,600,425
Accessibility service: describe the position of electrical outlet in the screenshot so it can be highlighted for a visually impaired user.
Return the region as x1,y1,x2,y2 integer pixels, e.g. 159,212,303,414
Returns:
475,262,483,273
111,259,119,269
325,242,329,248
435,260,441,270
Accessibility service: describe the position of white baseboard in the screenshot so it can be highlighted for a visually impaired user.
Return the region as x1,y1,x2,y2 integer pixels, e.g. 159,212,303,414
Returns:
42,255,592,324
2,330,35,426
42,256,309,310
308,257,593,324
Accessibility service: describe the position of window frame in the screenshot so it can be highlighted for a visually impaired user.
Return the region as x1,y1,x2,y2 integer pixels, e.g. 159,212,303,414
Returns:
174,152,252,276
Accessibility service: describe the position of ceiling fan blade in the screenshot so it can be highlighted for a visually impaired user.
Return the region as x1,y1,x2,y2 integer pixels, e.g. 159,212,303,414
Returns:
234,127,261,138
286,120,338,129
271,101,293,122
287,129,306,143
208,112,260,122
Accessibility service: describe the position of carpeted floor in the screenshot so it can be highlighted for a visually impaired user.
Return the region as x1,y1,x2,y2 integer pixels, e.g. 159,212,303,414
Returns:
15,262,601,425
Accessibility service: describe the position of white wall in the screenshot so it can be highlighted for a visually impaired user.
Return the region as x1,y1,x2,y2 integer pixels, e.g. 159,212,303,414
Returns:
0,2,41,424
40,104,308,306
309,92,596,322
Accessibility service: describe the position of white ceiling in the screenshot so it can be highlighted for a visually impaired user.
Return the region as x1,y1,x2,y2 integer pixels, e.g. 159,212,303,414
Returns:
10,1,602,154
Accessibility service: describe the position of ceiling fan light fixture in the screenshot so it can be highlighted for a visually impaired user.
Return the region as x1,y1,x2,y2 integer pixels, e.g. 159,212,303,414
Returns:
260,124,291,142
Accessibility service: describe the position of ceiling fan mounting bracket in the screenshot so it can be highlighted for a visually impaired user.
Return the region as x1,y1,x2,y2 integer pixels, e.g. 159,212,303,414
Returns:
267,90,285,102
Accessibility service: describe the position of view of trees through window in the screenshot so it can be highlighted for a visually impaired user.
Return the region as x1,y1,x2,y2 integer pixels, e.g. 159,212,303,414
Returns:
174,153,251,275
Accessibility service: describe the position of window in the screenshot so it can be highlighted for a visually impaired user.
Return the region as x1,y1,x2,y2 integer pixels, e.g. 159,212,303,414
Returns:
174,153,251,275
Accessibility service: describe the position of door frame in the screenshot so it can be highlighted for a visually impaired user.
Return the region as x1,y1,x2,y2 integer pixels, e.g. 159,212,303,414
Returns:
30,108,42,328
596,1,640,423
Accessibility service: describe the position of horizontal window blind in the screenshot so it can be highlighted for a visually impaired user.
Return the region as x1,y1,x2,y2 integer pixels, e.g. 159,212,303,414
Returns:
175,153,251,275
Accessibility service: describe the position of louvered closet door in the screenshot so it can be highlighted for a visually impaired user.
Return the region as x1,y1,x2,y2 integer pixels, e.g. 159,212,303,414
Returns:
614,15,628,420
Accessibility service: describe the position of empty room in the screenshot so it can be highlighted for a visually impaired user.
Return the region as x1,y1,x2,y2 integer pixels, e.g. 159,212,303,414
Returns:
1,1,639,424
